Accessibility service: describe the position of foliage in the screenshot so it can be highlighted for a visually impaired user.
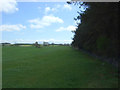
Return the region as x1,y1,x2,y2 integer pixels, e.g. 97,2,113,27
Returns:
71,2,119,60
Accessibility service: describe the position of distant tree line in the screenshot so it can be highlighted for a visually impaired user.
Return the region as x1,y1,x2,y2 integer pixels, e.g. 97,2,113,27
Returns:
69,2,119,66
1,42,70,46
50,43,70,46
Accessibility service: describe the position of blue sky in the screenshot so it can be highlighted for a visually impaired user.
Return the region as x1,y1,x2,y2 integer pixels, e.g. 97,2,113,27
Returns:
0,0,81,44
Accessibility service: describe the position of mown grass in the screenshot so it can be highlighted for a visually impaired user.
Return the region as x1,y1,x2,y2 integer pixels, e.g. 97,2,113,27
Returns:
2,46,118,88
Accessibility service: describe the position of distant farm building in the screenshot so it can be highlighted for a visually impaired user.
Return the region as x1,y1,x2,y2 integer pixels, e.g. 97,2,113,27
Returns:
43,42,49,46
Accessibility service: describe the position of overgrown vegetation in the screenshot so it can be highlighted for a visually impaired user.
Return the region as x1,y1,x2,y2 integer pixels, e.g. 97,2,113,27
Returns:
70,2,119,66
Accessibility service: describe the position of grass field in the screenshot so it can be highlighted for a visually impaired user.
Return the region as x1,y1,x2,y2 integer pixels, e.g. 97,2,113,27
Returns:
2,46,118,88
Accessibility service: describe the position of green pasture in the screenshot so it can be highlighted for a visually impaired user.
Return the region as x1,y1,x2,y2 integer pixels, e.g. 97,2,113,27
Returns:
2,46,118,88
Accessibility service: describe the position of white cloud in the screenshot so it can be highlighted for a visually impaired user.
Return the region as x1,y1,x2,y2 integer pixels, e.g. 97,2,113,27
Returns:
44,7,56,14
0,24,26,31
56,25,77,32
63,4,72,10
45,7,50,13
44,4,61,14
28,15,64,29
0,0,19,13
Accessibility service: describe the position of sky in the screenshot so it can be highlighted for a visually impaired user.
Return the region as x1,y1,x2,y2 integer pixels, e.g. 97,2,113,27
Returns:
0,0,81,44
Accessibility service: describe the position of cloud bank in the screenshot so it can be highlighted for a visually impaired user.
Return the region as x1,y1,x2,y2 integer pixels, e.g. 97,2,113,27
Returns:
0,24,26,31
0,0,19,13
28,15,64,29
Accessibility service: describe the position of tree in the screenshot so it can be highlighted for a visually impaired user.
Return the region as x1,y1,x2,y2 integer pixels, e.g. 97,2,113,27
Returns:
34,41,40,48
70,2,119,61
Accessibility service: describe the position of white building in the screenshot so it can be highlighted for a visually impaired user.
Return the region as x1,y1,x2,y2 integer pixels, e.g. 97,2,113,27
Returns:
43,42,49,46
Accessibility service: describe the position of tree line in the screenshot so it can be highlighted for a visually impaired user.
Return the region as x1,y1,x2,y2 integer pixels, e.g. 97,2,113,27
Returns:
69,2,119,64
